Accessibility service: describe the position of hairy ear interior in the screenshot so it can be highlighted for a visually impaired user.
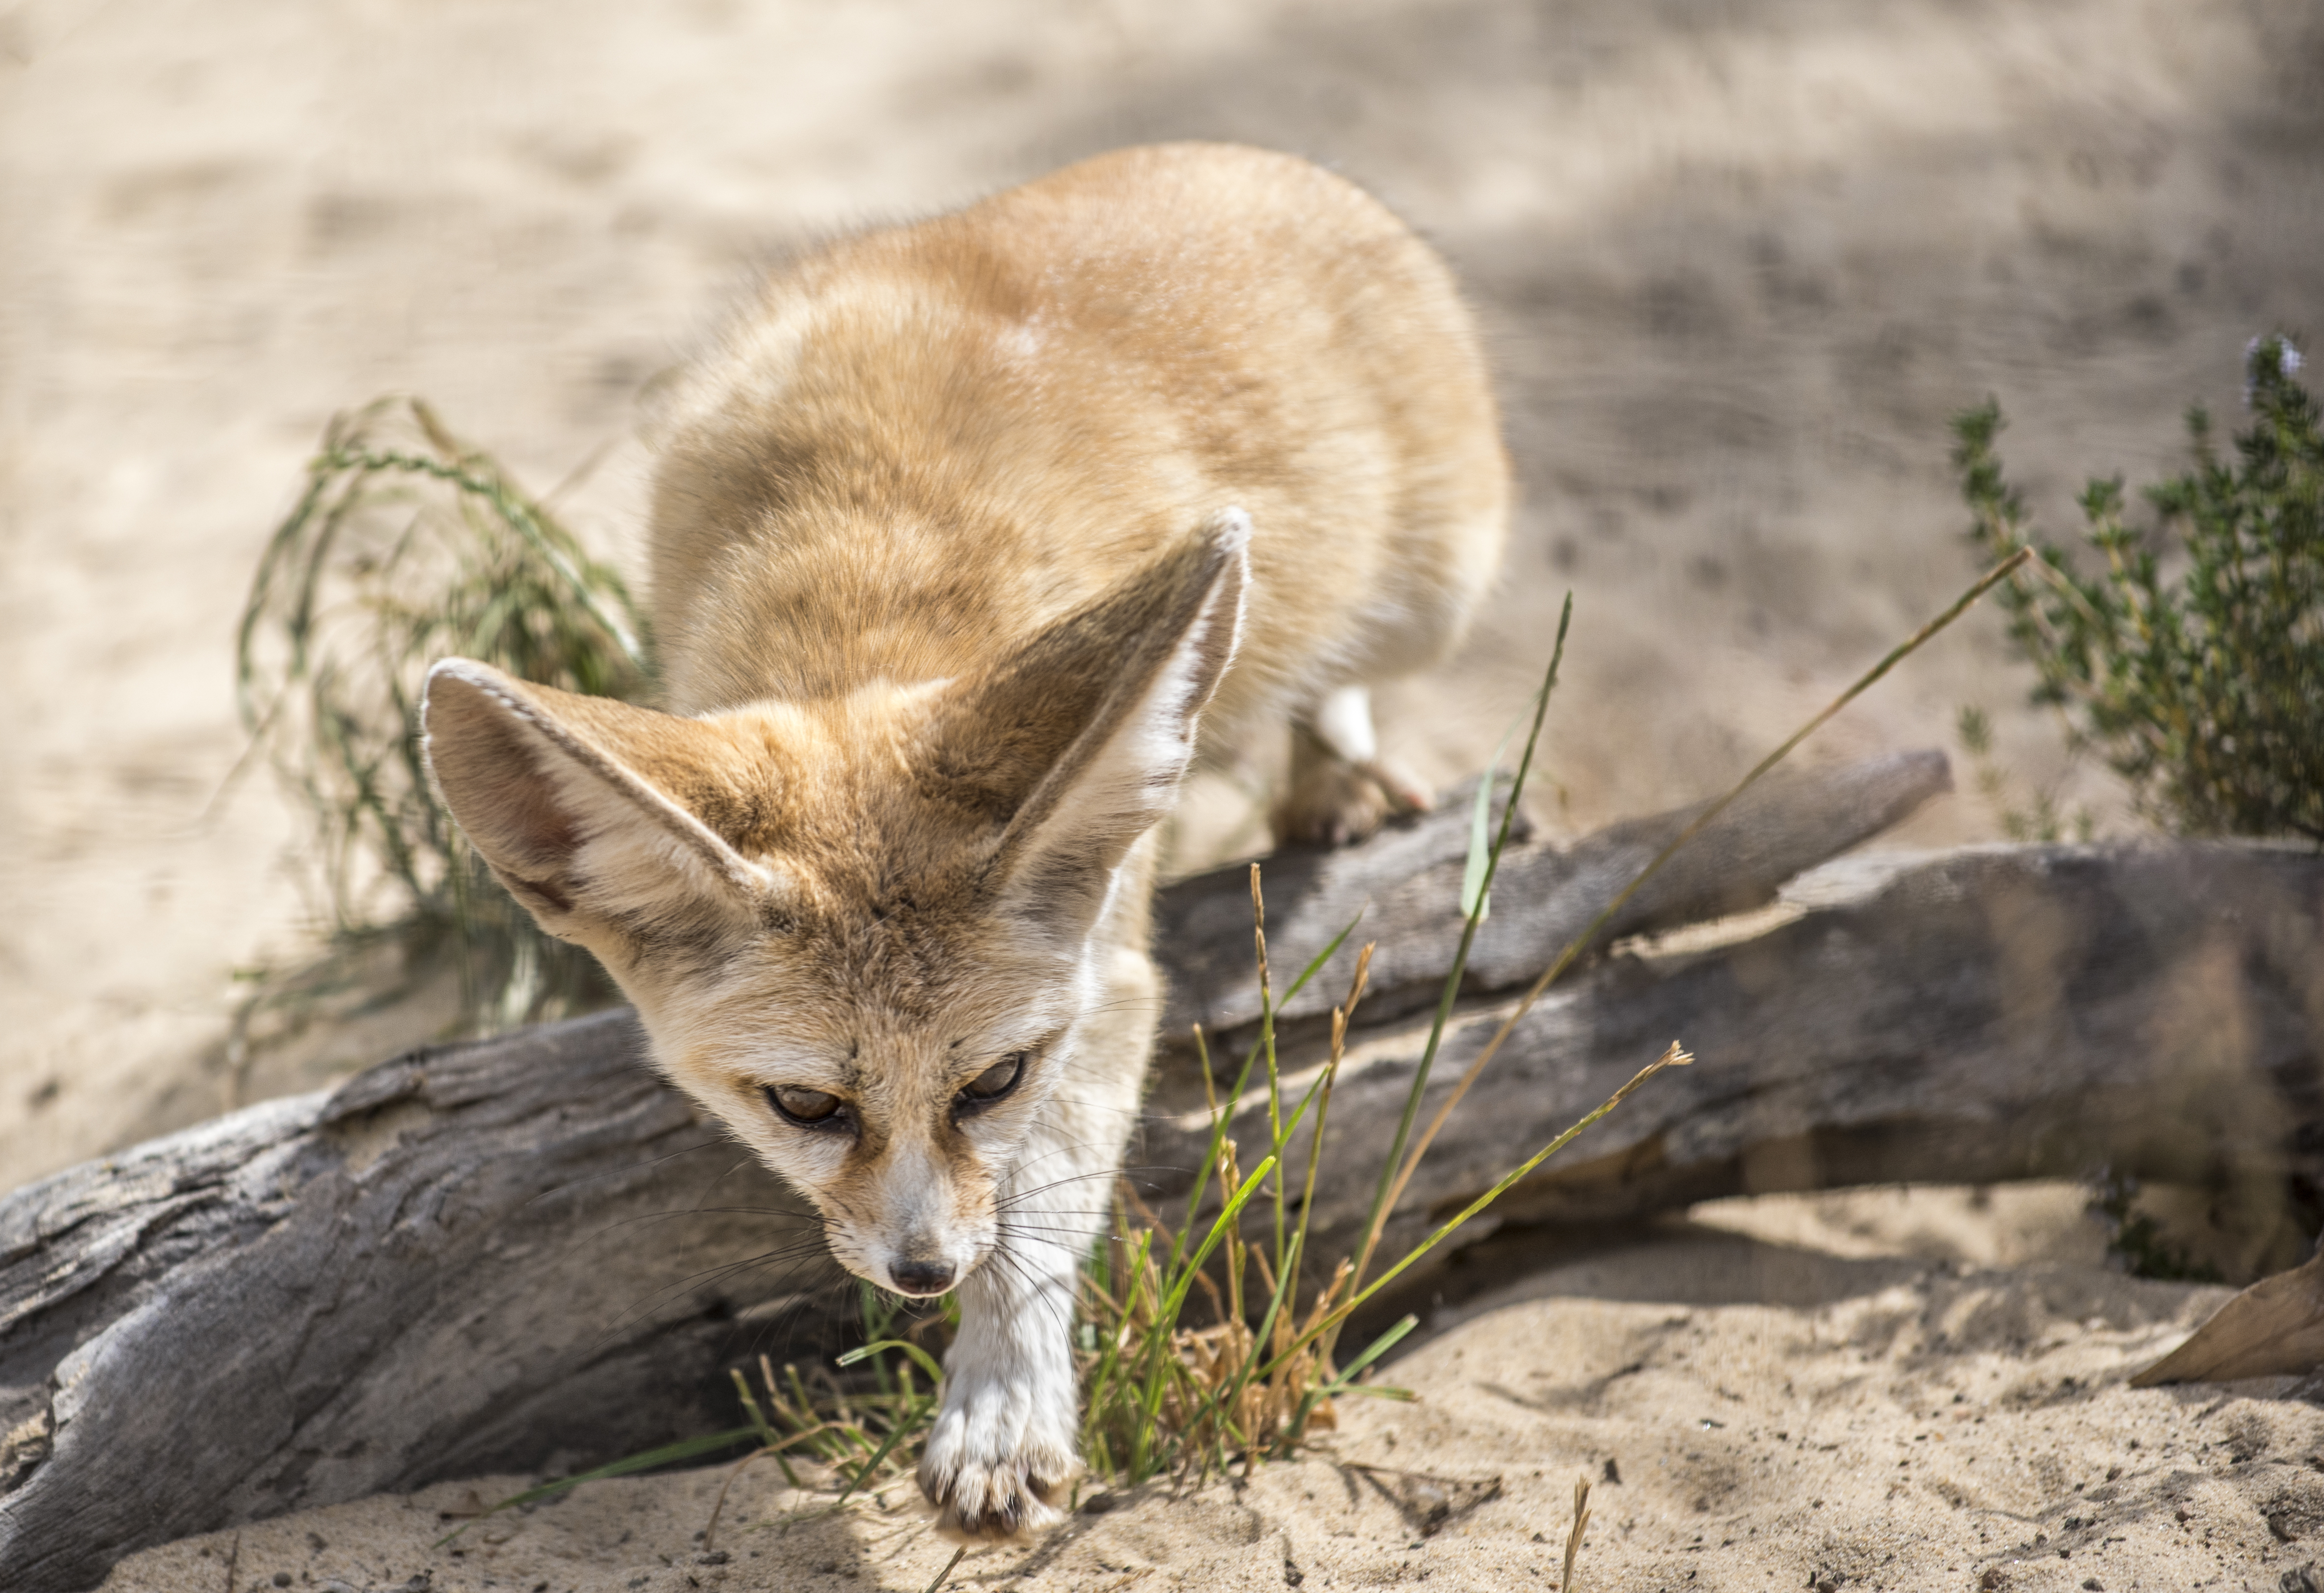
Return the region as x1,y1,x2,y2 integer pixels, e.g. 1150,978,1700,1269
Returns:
421,660,772,946
920,509,1250,911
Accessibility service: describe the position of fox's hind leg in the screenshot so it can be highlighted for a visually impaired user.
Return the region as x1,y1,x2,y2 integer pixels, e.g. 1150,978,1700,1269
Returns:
1271,684,1432,847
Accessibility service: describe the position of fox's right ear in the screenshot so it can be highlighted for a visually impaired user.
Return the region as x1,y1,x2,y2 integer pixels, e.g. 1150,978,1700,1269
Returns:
917,510,1248,927
421,660,777,952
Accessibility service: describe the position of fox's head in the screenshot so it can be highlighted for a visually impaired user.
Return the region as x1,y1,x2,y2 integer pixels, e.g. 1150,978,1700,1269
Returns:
420,515,1246,1299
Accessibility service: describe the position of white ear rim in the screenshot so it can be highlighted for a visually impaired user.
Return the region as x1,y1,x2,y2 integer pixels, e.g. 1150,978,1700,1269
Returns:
1150,507,1250,742
1201,506,1252,686
996,511,1249,910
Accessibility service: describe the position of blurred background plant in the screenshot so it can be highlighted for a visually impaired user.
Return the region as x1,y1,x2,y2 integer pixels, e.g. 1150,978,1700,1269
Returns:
2084,1170,2225,1285
1952,705,2092,844
1952,334,2321,844
231,396,651,1087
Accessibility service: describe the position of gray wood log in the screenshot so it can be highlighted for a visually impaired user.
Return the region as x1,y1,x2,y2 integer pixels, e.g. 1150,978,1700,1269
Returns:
50,750,2324,1593
1154,747,1954,1033
1139,842,2324,1292
0,1016,848,1593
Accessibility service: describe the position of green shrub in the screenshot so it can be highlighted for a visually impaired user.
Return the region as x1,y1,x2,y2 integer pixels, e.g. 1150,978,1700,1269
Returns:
1952,335,2322,842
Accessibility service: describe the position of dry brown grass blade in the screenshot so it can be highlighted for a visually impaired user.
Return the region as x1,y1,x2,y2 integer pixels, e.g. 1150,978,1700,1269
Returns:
1561,1476,1591,1592
923,1545,968,1593
702,1445,785,1551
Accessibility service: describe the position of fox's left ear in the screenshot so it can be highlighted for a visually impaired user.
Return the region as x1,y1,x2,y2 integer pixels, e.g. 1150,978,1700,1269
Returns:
420,660,777,954
920,509,1250,920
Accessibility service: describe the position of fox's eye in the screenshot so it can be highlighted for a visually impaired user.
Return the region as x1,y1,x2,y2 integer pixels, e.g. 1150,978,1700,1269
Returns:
955,1051,1027,1115
767,1085,847,1129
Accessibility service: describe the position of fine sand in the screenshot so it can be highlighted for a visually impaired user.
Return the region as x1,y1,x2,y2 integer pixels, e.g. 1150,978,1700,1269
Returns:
102,1187,2313,1593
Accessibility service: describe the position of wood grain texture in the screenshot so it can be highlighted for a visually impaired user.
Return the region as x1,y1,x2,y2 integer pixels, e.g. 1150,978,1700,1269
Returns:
18,751,2308,1593
1153,748,1953,1033
1142,843,2324,1290
0,1019,842,1593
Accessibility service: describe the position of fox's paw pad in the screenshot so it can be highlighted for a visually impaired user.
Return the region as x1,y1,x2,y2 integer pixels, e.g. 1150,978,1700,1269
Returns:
1273,757,1429,848
918,1388,1078,1541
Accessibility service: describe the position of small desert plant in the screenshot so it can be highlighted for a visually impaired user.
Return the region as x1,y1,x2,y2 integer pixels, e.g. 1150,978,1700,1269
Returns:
1953,705,2093,844
1952,334,2322,842
237,396,651,1045
1063,550,2025,1488
2086,1171,2223,1285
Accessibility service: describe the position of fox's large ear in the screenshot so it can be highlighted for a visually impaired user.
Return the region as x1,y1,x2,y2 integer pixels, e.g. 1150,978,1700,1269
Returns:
920,509,1250,920
421,661,776,951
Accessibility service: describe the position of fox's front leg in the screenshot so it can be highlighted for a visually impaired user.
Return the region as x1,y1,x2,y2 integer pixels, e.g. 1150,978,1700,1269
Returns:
919,939,1157,1538
918,1217,1084,1536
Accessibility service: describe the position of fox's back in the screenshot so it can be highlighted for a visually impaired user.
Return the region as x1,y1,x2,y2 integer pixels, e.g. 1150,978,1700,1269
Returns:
647,142,1506,738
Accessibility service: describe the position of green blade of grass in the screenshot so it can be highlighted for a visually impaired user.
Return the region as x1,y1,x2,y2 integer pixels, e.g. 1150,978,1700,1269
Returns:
1249,868,1290,1285
1261,1043,1695,1385
1129,1154,1282,1476
1159,1154,1276,1325
1162,916,1358,1284
1331,1382,1417,1402
1209,946,1375,1456
1460,704,1536,920
1324,1312,1419,1390
837,1338,947,1384
1197,1215,1308,1460
1291,1309,1418,1436
730,1366,778,1445
835,1404,925,1504
1353,594,1571,1289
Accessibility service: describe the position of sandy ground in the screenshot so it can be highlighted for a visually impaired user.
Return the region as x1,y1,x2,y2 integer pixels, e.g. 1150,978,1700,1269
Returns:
100,1186,2319,1593
4,0,2323,1186
8,5,2324,1589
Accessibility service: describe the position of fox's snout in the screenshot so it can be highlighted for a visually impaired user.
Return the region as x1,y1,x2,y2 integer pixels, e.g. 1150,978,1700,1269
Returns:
816,1126,1004,1301
852,1203,984,1301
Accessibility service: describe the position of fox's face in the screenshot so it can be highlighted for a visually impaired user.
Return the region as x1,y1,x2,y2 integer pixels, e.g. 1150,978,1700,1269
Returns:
624,856,1097,1298
422,518,1246,1299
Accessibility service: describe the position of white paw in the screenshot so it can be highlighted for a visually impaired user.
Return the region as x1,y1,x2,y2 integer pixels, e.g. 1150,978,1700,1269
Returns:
916,1368,1081,1539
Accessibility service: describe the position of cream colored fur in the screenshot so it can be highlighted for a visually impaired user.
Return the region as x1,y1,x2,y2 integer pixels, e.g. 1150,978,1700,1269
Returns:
421,143,1506,1539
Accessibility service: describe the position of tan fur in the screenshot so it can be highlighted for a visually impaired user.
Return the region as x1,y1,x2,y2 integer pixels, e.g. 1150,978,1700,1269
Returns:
421,143,1506,1539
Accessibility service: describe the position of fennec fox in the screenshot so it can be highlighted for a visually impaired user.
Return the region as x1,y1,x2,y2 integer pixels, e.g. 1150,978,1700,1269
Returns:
422,143,1506,1537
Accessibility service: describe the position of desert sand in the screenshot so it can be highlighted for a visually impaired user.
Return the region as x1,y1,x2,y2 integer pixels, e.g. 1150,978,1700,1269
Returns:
100,1188,2317,1592
8,0,2324,1587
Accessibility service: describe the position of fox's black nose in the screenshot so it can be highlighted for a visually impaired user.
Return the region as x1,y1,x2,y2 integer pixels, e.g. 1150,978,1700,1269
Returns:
890,1258,956,1296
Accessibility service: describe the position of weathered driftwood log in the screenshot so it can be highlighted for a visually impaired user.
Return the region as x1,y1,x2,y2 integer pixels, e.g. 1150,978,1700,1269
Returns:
2130,1244,2324,1387
1154,748,1956,1033
1145,842,2324,1294
0,1015,830,1593
5,750,2313,1591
